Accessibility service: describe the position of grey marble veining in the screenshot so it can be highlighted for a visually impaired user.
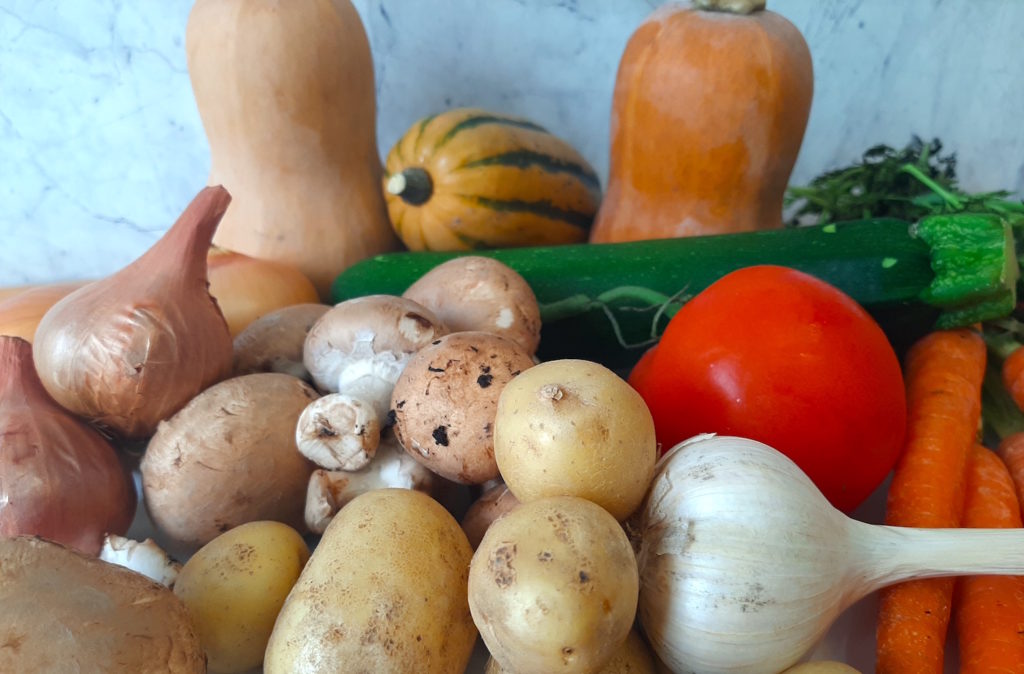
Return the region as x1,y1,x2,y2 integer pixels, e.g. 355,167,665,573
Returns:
1,0,1022,287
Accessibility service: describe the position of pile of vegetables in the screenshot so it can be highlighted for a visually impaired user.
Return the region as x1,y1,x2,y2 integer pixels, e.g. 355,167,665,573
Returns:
3,0,1024,673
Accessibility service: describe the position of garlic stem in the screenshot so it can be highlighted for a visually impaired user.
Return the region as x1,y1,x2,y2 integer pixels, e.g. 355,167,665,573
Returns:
849,520,1024,592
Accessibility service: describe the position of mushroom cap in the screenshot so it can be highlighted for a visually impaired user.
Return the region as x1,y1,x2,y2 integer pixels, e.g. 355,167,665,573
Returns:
233,303,331,380
0,536,205,673
402,257,541,355
461,482,521,550
303,295,448,393
391,331,535,485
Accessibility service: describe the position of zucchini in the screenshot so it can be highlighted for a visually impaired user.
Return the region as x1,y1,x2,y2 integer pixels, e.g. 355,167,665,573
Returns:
331,214,1018,371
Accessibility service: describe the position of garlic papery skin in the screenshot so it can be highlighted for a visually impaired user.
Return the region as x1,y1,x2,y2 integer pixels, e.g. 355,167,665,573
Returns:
637,433,1024,674
32,187,235,439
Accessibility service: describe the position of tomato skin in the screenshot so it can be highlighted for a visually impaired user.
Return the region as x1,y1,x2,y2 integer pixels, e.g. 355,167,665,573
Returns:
629,265,907,513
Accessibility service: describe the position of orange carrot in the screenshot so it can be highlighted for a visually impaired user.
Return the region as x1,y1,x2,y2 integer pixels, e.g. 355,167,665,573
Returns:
955,444,1024,672
876,328,987,674
998,433,1024,524
1004,345,1024,415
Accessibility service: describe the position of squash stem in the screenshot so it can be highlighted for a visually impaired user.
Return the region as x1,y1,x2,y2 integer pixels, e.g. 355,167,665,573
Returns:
386,168,433,206
692,0,766,13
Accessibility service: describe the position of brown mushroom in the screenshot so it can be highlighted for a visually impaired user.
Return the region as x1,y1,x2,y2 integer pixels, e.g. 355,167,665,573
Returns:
461,481,521,550
0,536,205,673
140,372,317,555
233,302,330,380
402,256,542,354
391,331,535,484
299,295,448,469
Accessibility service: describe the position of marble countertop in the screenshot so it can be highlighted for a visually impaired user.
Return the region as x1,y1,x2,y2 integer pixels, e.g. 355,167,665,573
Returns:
2,0,1022,286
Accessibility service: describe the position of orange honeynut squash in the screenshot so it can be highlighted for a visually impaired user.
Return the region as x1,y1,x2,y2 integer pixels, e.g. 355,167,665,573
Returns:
590,0,813,243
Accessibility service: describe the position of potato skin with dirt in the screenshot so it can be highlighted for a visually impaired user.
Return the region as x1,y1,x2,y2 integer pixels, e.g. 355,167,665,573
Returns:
494,358,657,520
173,521,311,674
485,628,658,673
392,331,535,484
469,495,640,674
264,488,478,674
782,663,862,674
0,536,205,673
141,372,318,553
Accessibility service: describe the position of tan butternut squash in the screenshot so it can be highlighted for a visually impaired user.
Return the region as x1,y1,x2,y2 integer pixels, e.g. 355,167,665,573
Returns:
186,0,400,297
590,0,813,243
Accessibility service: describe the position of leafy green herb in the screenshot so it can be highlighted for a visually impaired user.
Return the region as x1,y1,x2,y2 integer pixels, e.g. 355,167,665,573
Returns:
785,136,1024,226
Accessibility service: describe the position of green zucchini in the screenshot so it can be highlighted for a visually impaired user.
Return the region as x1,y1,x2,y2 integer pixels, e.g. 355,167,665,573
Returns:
331,214,1018,371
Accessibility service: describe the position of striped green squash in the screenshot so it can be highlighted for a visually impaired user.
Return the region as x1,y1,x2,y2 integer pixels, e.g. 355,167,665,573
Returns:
383,108,601,251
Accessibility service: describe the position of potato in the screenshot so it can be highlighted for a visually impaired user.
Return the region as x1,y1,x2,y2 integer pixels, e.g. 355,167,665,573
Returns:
782,663,862,674
494,358,657,520
141,372,318,553
173,521,311,673
0,536,205,673
485,628,657,673
469,495,639,674
264,488,478,673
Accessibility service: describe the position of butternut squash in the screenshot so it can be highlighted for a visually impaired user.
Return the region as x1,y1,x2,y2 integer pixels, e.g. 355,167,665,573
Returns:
186,0,400,297
589,0,813,243
384,108,601,251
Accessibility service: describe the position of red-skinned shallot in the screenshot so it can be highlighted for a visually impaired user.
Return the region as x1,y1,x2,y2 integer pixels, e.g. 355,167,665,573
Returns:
32,186,235,439
0,336,136,555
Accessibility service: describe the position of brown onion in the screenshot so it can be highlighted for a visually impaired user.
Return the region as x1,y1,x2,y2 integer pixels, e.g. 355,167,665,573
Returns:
0,281,88,342
32,187,235,439
207,246,321,336
0,336,137,555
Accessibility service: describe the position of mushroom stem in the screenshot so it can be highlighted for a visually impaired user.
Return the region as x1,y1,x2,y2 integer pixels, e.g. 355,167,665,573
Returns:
338,367,400,420
305,434,435,534
295,393,381,471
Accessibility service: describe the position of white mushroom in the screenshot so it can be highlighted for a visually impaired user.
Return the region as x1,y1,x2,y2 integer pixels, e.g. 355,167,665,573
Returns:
402,256,542,354
295,393,380,471
304,432,436,534
299,295,447,469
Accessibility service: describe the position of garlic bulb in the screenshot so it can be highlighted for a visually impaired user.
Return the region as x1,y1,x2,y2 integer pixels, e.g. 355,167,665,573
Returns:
638,434,1024,674
32,187,235,439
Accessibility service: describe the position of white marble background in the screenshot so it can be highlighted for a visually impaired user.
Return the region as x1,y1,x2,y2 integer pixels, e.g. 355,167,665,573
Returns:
1,0,1022,286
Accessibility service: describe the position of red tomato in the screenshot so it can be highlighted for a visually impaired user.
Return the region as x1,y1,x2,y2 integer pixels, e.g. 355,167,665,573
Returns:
629,265,906,513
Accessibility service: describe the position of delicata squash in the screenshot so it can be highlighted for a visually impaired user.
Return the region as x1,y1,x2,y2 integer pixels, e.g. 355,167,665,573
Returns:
383,108,601,251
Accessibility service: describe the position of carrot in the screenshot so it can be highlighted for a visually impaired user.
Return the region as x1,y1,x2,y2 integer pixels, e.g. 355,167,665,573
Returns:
876,328,987,674
955,443,1024,672
1003,345,1024,415
998,433,1024,523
